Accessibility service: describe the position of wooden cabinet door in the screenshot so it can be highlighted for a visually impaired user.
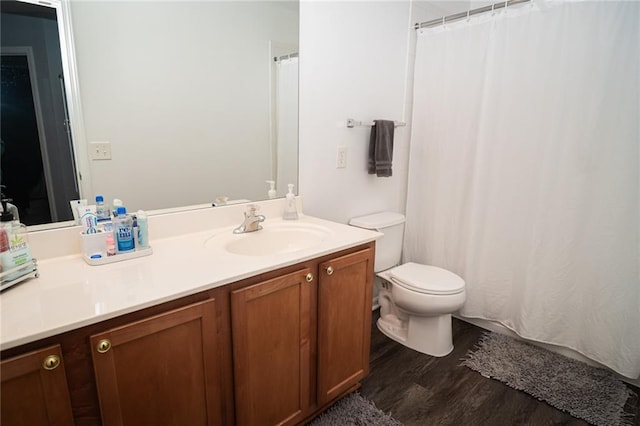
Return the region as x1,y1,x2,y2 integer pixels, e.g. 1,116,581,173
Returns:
317,248,374,404
90,299,222,426
1,344,74,426
231,268,313,426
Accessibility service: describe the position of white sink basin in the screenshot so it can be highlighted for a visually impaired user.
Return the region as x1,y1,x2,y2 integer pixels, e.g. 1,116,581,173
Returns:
204,222,333,256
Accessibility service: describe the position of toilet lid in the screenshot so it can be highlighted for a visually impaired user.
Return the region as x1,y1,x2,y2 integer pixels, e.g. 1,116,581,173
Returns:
388,263,465,295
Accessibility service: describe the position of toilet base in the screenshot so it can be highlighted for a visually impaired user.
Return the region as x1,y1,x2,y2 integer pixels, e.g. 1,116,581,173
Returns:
377,313,454,357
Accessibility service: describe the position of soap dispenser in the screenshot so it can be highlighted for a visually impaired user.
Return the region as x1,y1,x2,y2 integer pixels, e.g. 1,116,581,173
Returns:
266,180,277,199
283,184,298,220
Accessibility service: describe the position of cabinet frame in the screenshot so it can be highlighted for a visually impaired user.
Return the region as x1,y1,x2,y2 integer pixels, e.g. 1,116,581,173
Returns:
90,299,222,426
231,267,313,426
1,344,75,425
317,249,374,405
1,242,375,426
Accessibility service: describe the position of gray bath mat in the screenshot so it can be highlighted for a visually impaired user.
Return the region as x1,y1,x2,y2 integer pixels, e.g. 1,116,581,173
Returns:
308,392,402,426
462,332,637,426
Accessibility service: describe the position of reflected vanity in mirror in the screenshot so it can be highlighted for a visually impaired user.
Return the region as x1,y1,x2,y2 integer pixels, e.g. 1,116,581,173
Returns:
0,0,299,228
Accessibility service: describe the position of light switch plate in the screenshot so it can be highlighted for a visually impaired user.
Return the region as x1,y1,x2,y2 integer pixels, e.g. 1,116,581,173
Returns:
90,142,112,160
336,146,347,168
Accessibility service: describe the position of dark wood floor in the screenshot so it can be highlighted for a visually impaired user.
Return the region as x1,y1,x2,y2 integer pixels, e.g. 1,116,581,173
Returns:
360,312,640,426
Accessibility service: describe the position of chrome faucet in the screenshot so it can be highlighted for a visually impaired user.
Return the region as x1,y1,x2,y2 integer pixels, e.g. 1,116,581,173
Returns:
233,204,265,234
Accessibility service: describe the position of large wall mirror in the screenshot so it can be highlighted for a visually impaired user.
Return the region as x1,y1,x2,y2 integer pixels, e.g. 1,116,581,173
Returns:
1,0,299,228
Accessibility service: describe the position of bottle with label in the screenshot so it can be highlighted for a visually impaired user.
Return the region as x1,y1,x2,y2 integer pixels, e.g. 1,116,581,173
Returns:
0,199,33,282
0,227,9,274
114,207,134,253
95,195,110,222
106,233,116,256
132,213,139,248
112,198,123,218
136,210,149,249
283,183,298,220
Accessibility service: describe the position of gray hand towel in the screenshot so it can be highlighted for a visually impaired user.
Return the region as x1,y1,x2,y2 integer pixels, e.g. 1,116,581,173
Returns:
368,120,395,177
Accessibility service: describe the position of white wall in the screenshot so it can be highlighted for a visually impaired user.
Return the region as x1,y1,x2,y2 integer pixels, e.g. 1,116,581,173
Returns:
70,1,298,211
298,1,414,224
70,0,484,216
298,0,479,225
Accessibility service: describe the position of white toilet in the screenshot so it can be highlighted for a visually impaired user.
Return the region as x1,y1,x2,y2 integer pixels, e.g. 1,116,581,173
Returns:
349,212,466,357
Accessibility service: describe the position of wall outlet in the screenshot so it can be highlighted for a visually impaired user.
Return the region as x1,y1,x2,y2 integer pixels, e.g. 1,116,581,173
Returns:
90,141,112,160
336,146,347,169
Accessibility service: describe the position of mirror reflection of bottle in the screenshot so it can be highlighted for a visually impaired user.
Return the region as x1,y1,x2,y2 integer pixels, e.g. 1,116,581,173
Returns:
0,228,9,273
114,207,134,253
0,209,33,281
95,195,110,222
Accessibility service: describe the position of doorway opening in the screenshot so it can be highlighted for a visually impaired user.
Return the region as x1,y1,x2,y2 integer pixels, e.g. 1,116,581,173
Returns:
1,0,79,226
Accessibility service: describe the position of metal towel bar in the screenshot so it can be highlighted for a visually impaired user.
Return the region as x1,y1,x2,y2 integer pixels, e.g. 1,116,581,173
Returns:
346,119,406,128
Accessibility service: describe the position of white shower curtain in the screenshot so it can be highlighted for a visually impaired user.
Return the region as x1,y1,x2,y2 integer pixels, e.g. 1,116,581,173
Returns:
405,0,640,378
275,57,299,197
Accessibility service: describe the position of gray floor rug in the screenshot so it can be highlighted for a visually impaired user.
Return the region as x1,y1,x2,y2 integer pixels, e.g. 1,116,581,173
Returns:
462,332,637,426
308,392,402,426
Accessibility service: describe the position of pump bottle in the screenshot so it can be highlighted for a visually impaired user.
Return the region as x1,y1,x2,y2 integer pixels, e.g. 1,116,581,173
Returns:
0,197,33,282
266,180,277,199
283,184,298,220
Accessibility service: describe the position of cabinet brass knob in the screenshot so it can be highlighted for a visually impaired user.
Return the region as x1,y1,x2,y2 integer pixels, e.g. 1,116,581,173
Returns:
326,266,334,276
97,339,112,354
305,273,314,282
43,355,60,371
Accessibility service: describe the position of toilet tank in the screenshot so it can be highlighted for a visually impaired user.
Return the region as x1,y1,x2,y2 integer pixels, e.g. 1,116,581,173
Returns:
349,212,406,272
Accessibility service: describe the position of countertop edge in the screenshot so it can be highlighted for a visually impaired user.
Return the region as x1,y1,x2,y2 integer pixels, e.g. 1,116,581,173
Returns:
1,216,381,352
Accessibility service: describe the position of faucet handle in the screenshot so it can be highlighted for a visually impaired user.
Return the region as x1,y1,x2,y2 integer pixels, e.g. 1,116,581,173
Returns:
246,204,260,216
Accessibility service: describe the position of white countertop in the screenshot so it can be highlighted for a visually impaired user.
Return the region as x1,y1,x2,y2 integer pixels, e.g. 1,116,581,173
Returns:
0,212,381,351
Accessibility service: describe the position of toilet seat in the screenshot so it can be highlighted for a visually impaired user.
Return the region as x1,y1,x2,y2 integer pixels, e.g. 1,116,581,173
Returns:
388,262,465,295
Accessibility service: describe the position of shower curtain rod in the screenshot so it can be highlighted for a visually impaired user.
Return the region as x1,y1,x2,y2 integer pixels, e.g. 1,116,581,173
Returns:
274,52,299,62
414,0,530,30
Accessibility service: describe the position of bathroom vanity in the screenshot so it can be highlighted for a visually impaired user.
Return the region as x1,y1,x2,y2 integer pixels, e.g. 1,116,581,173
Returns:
0,200,380,426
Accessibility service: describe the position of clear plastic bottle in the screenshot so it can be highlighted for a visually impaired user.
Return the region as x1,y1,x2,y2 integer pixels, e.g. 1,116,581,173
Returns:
112,198,123,218
136,210,149,249
114,207,134,253
95,195,109,222
105,233,116,256
283,184,298,220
